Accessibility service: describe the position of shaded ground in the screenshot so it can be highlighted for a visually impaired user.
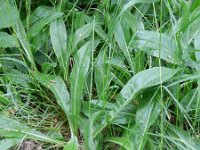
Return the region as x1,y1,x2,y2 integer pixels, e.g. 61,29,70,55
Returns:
19,141,42,150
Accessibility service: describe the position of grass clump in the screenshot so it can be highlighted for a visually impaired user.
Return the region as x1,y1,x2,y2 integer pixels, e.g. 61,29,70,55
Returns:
0,0,200,149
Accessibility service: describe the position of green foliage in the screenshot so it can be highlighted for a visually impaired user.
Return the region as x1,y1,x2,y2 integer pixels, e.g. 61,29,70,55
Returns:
0,0,200,149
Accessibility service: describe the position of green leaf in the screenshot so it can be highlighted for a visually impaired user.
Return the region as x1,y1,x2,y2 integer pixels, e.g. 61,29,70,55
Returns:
94,67,178,137
64,136,78,150
116,67,177,108
106,137,134,150
14,20,36,70
0,57,28,69
29,8,63,38
7,69,31,88
79,116,97,150
106,91,161,150
30,6,56,24
73,23,93,46
70,41,96,135
50,18,69,78
0,32,18,48
181,88,199,112
114,21,134,71
0,0,19,29
182,7,200,45
34,73,70,117
167,124,200,150
194,32,200,61
95,50,112,99
132,91,161,149
34,73,74,135
82,100,135,125
0,138,21,150
0,116,62,144
0,93,9,105
136,31,181,65
120,0,160,15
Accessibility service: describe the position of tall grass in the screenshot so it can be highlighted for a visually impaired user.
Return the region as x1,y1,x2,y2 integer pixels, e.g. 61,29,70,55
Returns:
0,0,200,149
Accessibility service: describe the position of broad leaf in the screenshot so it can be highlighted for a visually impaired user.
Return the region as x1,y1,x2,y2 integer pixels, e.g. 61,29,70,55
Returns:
14,20,36,70
95,50,112,99
183,7,200,45
120,0,160,15
132,91,161,149
64,136,78,150
50,18,69,78
114,21,134,70
136,31,181,65
70,41,97,135
73,23,93,47
0,116,62,144
0,32,18,48
34,73,70,117
93,67,178,136
167,124,200,150
0,0,19,29
29,8,63,38
0,138,22,150
34,73,74,134
106,137,134,150
194,32,200,61
79,116,97,150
